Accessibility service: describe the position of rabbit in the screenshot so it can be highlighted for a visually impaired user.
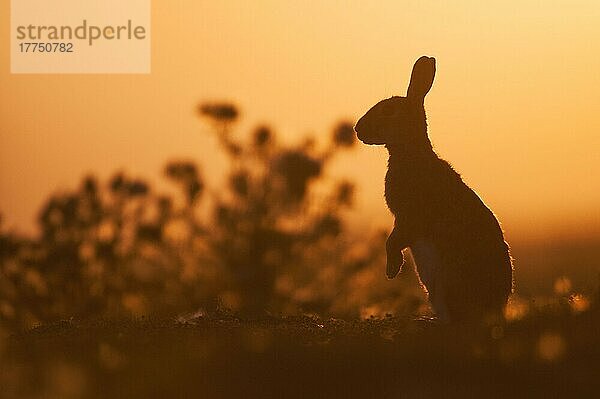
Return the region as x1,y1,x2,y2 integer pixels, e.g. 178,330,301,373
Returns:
354,56,513,322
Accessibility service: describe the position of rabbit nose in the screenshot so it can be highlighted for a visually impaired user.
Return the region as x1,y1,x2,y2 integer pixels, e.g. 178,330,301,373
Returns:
354,118,364,133
354,123,364,140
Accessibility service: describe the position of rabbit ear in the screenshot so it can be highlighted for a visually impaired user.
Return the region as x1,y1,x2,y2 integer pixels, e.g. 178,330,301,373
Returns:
407,56,436,103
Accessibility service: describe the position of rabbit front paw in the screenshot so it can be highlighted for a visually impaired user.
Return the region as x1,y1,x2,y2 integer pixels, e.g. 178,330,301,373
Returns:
386,226,407,279
386,248,405,279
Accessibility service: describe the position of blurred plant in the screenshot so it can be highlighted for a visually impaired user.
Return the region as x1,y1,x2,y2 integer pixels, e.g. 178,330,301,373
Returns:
0,103,426,332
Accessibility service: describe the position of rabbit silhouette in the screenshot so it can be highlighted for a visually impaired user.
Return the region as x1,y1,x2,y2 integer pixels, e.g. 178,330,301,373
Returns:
355,56,513,322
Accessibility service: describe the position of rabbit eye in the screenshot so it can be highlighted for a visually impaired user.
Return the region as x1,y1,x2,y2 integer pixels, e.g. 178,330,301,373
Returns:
381,106,396,117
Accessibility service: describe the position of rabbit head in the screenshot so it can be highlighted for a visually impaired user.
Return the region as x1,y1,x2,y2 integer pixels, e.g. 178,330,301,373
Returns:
355,56,436,147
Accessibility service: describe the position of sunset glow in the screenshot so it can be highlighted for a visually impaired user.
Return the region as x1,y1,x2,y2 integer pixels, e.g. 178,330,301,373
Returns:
1,1,599,239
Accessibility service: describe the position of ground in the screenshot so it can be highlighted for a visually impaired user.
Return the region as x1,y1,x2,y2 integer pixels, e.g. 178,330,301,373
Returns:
2,307,600,398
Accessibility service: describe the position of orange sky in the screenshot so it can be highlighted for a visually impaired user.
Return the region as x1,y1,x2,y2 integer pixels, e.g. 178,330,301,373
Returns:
1,1,600,240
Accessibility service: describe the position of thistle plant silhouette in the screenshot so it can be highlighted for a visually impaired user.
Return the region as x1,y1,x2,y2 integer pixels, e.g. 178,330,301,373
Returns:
197,103,384,315
0,103,423,332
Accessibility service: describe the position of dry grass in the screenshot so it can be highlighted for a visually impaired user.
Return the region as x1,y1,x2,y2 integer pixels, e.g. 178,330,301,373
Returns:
2,303,600,399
